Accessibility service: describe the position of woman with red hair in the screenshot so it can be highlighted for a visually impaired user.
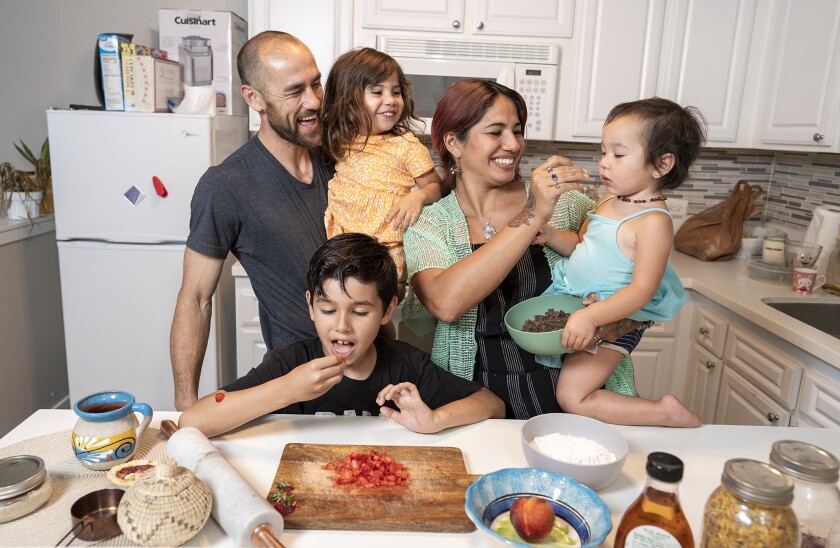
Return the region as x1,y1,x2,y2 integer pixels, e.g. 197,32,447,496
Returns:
402,80,637,419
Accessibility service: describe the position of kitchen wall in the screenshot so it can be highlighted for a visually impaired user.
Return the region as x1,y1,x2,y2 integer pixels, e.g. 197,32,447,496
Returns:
0,0,246,438
424,136,840,232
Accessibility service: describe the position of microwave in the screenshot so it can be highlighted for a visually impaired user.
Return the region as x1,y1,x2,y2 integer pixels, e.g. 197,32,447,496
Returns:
376,36,559,141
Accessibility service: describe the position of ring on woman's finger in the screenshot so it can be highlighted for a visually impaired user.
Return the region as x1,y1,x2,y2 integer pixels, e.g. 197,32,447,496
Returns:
550,172,558,182
546,166,553,173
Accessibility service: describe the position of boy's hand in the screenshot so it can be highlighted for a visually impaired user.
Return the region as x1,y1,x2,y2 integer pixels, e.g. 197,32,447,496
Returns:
376,382,438,433
561,309,598,351
285,355,345,402
386,192,425,233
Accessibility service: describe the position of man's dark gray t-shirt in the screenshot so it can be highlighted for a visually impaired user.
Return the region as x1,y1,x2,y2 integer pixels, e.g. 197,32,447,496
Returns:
187,136,332,351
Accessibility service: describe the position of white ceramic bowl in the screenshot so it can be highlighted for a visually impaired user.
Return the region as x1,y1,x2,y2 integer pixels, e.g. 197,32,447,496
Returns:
521,414,628,491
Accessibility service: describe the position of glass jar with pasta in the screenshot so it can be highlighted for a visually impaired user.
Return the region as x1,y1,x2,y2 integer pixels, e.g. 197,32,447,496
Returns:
701,458,798,547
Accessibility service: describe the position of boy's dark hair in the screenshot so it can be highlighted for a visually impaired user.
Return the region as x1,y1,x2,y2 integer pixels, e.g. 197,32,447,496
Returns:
604,97,707,191
307,233,398,311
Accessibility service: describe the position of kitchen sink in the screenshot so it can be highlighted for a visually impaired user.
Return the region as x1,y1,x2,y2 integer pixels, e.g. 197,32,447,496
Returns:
761,298,840,339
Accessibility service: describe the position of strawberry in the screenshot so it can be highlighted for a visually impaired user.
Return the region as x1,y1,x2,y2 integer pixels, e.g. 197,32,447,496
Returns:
270,479,297,516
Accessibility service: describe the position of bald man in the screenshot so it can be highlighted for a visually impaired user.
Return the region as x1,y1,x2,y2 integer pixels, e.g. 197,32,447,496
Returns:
170,32,333,410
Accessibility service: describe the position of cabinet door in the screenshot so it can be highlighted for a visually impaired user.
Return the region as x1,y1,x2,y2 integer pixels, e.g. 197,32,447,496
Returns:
691,303,729,357
658,0,756,143
798,370,840,428
758,0,840,148
632,337,676,400
573,0,666,137
715,367,791,427
472,0,574,37
684,343,723,422
362,0,466,33
238,327,268,378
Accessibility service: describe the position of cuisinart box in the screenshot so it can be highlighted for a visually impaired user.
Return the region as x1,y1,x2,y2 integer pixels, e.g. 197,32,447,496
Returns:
158,9,247,115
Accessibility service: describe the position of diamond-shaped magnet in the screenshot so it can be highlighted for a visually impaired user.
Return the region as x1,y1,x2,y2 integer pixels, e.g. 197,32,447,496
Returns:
124,185,146,206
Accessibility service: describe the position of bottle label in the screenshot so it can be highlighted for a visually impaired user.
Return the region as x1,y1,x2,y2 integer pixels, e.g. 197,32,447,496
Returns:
625,525,681,547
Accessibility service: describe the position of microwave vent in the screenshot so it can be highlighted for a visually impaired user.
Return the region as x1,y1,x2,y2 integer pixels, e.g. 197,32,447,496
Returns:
377,36,557,64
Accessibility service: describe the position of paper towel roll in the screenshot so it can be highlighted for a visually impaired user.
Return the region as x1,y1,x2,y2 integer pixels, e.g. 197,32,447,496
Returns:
167,426,284,546
804,206,840,276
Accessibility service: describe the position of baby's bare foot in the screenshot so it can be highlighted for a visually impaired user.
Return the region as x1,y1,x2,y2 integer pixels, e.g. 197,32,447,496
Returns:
658,394,703,427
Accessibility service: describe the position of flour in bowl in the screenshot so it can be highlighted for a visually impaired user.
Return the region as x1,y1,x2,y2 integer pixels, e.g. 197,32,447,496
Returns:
530,433,617,465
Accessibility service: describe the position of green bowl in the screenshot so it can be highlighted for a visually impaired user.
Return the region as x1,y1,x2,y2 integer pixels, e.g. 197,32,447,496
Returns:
504,294,586,356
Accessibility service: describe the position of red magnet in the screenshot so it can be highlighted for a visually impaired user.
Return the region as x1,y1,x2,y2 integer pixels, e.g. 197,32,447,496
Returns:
152,176,168,197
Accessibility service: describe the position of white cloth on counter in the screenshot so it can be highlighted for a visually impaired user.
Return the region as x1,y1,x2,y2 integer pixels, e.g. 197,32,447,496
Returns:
804,205,840,276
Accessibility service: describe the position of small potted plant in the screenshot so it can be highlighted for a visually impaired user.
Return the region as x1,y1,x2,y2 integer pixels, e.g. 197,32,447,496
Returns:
1,138,51,220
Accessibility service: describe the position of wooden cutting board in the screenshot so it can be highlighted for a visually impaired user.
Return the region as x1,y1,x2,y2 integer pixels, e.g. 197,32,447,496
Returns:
269,443,480,532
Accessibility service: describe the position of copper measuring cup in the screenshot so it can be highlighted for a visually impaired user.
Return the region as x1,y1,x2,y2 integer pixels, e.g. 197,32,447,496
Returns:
55,488,124,546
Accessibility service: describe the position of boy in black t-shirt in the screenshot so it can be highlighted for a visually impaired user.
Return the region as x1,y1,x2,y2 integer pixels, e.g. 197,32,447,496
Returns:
179,233,504,437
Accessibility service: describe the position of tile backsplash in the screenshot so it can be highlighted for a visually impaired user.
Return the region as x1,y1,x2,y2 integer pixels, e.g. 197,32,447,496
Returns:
420,135,840,232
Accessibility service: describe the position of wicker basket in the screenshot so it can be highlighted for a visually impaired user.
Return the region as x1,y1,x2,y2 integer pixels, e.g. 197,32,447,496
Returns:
117,458,212,546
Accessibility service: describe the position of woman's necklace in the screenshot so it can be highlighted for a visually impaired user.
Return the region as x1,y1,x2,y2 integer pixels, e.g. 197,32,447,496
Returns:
455,185,508,241
617,195,667,204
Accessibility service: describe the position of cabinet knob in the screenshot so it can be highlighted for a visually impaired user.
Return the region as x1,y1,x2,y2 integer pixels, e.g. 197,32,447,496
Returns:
452,20,461,29
705,361,716,370
698,327,710,336
813,132,825,142
766,412,779,423
476,21,485,30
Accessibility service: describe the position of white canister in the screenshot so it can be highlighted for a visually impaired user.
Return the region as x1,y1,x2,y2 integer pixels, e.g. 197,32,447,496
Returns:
762,237,786,265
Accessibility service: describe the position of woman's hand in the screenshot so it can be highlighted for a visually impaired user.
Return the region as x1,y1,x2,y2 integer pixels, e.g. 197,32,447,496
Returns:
518,156,588,227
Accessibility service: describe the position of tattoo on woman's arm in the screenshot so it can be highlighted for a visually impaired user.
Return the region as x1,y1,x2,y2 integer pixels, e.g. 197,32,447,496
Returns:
509,193,536,227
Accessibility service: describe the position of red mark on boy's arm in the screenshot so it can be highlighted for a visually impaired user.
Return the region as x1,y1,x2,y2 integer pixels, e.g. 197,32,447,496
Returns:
215,391,225,403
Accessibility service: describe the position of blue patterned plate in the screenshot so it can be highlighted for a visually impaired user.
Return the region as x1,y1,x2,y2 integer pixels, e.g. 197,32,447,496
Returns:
465,468,612,548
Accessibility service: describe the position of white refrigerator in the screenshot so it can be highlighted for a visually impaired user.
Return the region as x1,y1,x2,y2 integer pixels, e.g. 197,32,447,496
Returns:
47,110,248,411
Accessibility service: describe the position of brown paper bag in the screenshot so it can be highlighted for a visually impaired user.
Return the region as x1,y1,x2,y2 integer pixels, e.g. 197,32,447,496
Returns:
674,180,763,261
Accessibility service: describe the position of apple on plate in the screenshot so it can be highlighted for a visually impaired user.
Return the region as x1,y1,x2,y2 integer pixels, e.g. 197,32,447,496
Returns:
510,496,555,542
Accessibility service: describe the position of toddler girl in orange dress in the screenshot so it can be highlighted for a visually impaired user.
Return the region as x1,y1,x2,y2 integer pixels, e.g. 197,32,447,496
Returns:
321,48,441,290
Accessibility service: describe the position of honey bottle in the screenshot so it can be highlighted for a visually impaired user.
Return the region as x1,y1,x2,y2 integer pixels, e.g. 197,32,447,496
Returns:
614,452,694,548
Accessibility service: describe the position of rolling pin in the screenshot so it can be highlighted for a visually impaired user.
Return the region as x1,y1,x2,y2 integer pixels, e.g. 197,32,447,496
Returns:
161,420,285,548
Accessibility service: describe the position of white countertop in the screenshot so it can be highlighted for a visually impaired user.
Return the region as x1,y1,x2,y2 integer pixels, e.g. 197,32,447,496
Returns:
669,250,840,368
0,214,55,247
3,410,840,547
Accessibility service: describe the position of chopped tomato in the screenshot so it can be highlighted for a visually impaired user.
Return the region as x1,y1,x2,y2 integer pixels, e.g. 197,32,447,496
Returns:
324,450,409,488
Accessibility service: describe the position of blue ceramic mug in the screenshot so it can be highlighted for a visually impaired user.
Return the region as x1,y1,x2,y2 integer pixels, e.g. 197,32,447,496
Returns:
72,390,153,470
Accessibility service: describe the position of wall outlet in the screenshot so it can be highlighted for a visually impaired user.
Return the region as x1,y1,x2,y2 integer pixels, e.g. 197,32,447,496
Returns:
669,198,689,217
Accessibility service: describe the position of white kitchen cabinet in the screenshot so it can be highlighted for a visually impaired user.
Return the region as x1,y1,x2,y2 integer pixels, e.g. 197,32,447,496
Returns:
715,366,791,427
797,368,840,427
247,0,353,130
571,0,665,138
682,301,728,420
571,0,756,144
723,324,803,410
234,275,267,377
657,0,756,143
756,0,840,150
633,316,678,400
360,0,574,38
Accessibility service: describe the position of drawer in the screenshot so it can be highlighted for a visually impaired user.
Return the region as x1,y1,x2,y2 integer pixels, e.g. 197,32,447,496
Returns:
715,367,791,427
797,370,840,428
690,304,728,356
723,325,803,408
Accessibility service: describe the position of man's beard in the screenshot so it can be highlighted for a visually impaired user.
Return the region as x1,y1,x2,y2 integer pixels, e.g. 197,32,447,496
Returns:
264,103,322,149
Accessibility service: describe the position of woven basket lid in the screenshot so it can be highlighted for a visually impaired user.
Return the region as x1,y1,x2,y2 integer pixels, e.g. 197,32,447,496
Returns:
117,458,212,546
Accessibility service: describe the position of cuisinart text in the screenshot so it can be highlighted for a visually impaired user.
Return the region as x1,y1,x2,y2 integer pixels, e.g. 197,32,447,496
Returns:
174,16,216,26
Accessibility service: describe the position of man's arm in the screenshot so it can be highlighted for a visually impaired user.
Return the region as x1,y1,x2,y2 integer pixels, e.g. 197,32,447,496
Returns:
170,248,224,411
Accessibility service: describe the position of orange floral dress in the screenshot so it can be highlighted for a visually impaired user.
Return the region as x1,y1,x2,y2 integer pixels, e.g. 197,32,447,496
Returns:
324,132,435,282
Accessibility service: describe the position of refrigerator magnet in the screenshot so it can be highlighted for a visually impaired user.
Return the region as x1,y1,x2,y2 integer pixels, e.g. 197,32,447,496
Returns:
123,185,146,206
